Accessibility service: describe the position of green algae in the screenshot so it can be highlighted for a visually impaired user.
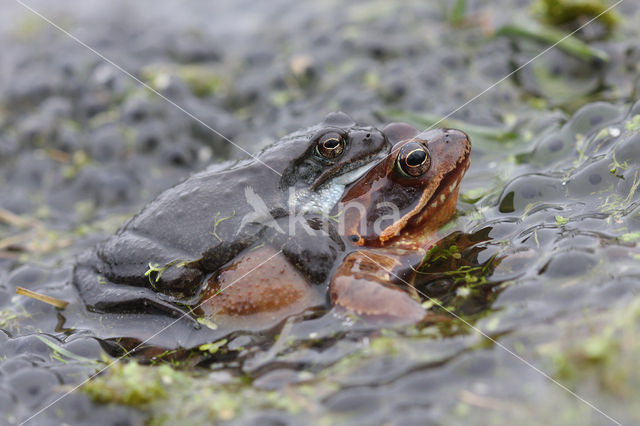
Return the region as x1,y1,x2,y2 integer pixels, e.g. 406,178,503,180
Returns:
83,361,308,424
624,114,640,131
541,297,640,398
12,15,46,41
448,0,468,25
0,307,32,334
84,362,173,406
141,64,227,98
534,0,620,37
620,231,640,242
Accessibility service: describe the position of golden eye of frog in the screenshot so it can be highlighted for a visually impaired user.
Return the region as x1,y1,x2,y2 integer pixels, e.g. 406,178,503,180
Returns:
330,124,471,322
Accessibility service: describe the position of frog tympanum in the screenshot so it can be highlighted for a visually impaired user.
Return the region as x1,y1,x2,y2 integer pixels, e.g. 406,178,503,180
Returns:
73,113,470,329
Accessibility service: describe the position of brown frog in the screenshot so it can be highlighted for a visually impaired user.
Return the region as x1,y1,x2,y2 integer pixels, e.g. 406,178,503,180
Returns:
330,124,471,322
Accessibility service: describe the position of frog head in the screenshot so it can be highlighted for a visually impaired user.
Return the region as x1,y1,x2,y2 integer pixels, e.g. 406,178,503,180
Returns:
338,124,471,248
273,112,391,216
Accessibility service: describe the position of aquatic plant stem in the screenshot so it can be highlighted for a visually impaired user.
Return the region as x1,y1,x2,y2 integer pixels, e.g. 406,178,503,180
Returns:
15,286,68,309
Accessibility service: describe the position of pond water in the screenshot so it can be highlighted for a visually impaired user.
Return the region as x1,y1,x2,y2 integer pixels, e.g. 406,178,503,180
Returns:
1,1,639,425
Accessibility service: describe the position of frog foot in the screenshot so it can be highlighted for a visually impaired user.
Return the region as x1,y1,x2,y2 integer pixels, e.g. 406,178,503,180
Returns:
73,251,201,328
330,251,426,323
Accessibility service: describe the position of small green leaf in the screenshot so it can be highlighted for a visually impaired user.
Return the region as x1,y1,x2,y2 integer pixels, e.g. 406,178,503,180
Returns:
621,231,640,243
144,263,165,286
211,211,236,242
199,339,228,354
196,317,219,330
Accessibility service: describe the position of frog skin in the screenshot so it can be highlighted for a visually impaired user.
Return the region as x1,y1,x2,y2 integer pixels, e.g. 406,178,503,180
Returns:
73,112,391,324
73,114,470,328
330,125,471,322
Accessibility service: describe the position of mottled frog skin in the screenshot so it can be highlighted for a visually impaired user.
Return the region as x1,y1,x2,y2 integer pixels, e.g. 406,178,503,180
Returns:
73,113,471,327
73,112,390,321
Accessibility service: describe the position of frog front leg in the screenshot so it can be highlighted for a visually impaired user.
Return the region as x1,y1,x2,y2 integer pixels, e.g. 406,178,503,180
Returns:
330,250,426,323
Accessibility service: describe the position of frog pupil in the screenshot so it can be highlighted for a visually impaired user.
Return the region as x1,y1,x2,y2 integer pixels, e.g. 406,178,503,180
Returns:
396,142,430,177
323,138,340,149
406,150,426,166
317,132,345,158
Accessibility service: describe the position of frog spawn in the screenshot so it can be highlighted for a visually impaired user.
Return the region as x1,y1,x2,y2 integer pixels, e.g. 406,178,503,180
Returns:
500,101,639,216
491,101,640,307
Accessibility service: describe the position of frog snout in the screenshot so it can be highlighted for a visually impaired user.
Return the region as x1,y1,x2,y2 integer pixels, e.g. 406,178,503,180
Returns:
443,128,470,145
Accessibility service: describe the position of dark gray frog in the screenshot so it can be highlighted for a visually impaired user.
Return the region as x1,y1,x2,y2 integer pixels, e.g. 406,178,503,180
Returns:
73,112,391,322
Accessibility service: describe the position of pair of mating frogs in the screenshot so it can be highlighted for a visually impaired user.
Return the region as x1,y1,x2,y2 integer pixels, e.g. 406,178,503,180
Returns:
74,113,470,328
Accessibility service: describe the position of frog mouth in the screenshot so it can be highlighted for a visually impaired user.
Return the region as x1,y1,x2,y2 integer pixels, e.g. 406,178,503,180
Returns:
311,150,389,191
292,152,389,215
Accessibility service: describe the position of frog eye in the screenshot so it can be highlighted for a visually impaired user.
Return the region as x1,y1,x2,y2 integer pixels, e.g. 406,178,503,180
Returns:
316,132,345,159
396,140,431,177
